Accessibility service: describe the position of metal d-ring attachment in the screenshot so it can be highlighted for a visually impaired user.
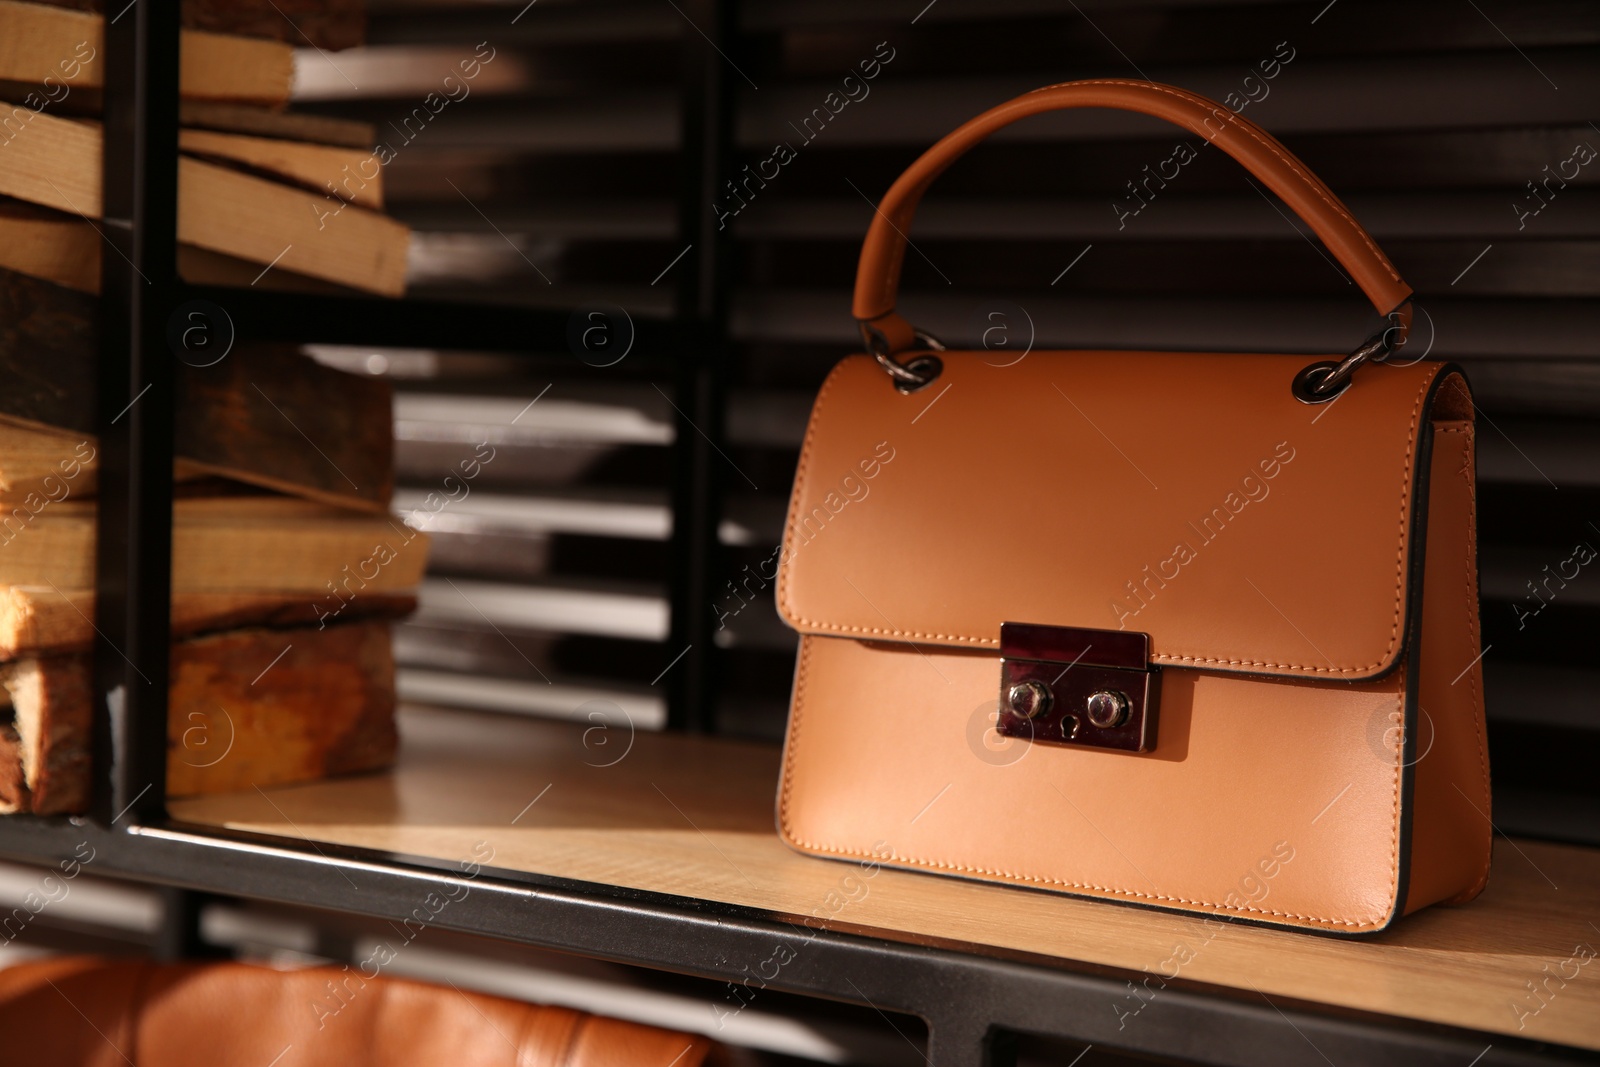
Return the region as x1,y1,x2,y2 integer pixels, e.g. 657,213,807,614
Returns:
1292,329,1394,404
862,322,947,394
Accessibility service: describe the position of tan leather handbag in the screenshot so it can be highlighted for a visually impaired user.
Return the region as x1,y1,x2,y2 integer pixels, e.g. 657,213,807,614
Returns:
775,80,1491,934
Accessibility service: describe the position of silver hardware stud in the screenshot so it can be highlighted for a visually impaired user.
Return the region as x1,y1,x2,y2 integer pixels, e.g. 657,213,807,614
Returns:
1085,689,1130,728
1006,680,1052,719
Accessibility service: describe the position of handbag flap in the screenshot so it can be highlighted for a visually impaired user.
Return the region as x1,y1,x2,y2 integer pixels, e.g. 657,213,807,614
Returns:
776,351,1463,681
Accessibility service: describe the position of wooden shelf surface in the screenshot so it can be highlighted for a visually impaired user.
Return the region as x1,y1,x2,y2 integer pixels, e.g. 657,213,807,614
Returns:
171,705,1600,1051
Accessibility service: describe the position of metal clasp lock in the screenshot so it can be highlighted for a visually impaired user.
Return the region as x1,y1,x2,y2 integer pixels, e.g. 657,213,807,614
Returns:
996,622,1159,753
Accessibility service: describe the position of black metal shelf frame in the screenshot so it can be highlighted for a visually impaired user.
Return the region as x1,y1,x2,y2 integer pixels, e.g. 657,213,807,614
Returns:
92,0,179,830
90,2,722,839
0,817,1586,1067
37,6,1596,1067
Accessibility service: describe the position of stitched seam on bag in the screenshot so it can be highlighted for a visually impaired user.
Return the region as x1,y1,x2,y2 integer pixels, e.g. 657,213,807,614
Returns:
777,358,852,632
775,636,813,847
778,635,1395,929
1441,424,1494,899
786,836,1393,927
1030,79,1401,286
781,364,1436,676
1386,683,1403,923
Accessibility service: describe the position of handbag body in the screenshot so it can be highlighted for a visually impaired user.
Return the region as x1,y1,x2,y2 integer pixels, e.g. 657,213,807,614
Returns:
774,80,1491,934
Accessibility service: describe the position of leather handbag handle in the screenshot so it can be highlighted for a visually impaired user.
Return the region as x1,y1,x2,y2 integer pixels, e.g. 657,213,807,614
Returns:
854,79,1414,357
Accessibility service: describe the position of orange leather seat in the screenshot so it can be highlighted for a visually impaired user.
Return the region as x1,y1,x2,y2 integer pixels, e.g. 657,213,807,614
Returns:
0,956,721,1067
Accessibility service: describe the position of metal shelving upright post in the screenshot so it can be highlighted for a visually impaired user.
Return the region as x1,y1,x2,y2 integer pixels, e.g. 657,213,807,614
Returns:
92,0,180,830
666,0,736,733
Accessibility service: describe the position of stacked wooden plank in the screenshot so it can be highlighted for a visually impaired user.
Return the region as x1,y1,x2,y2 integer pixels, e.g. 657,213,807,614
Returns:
0,1,430,813
0,0,408,297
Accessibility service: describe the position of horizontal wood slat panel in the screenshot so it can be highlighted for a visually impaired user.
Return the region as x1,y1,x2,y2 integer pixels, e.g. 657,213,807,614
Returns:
730,292,1600,358
309,54,1599,152
764,1,1600,66
735,53,1600,143
371,127,1599,206
732,192,1600,240
742,0,1600,30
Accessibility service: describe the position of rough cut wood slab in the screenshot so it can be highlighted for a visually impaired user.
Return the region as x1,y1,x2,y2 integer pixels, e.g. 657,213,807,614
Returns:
0,724,28,813
177,245,369,296
179,129,384,209
0,113,409,296
0,416,220,500
1,619,397,813
0,110,100,221
168,341,396,509
177,155,409,297
178,102,377,150
0,496,430,592
0,209,370,299
0,270,395,511
0,587,417,659
0,1,294,103
25,0,366,51
1,133,387,225
0,200,98,293
1,641,91,814
177,705,1600,1052
0,415,103,498
165,620,397,797
0,99,379,149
